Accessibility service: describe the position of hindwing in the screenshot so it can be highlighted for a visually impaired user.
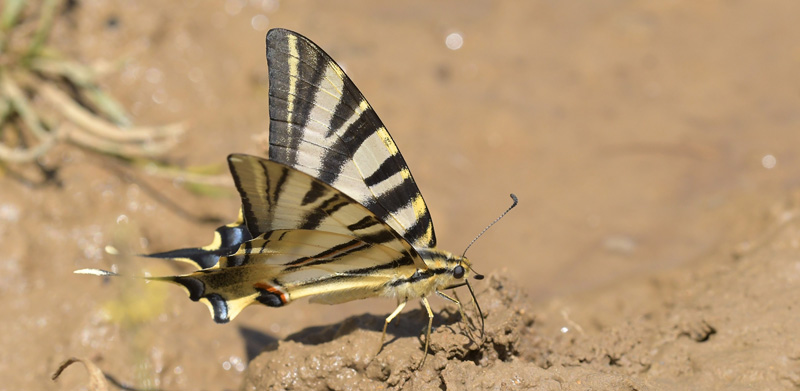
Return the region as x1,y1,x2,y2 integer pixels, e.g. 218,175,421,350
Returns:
145,211,250,269
156,229,419,323
228,154,427,270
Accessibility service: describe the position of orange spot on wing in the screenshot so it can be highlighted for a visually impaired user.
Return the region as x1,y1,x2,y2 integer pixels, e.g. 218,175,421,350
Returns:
254,282,288,304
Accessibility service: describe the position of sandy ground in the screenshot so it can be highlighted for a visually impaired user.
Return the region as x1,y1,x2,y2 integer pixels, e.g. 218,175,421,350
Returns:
2,0,800,390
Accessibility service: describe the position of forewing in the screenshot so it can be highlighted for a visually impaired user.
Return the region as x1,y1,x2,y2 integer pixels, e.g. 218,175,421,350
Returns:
265,28,436,249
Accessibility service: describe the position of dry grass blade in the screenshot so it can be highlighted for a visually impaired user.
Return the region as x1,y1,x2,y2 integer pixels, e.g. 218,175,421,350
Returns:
26,0,59,57
142,163,232,187
0,72,51,141
0,132,56,162
30,56,132,126
0,0,220,193
51,357,109,391
37,82,184,143
0,0,24,32
64,122,179,157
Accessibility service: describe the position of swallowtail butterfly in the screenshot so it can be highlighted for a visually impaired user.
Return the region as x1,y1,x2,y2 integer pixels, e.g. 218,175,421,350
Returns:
78,29,508,365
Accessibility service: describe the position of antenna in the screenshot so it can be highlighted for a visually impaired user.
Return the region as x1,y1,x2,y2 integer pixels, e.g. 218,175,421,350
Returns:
461,193,519,259
451,194,518,345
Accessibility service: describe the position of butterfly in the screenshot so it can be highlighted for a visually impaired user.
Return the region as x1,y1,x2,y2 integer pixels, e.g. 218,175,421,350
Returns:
78,28,515,366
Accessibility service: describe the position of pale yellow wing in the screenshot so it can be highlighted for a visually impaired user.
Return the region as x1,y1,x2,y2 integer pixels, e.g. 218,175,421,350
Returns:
146,230,418,322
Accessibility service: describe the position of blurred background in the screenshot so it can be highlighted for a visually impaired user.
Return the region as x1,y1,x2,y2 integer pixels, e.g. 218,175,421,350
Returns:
1,0,799,389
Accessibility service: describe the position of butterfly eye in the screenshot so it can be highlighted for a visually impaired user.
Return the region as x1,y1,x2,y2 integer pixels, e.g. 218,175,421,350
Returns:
453,265,465,279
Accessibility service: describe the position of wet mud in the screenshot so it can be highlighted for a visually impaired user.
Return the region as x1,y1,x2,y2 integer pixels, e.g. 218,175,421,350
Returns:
2,0,800,390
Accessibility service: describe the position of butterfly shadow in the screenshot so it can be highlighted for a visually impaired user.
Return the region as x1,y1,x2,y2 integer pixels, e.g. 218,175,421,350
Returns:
238,326,280,361
238,306,463,361
280,306,463,348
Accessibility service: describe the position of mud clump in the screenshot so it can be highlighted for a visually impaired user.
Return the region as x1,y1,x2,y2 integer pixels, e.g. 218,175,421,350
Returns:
241,275,647,390
241,275,536,390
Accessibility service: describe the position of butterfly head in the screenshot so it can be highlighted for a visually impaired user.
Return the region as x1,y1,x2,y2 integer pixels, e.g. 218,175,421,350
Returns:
415,249,479,287
429,250,486,344
450,254,483,282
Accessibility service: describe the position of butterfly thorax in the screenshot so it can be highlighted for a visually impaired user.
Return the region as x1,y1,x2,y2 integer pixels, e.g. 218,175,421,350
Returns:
386,248,470,301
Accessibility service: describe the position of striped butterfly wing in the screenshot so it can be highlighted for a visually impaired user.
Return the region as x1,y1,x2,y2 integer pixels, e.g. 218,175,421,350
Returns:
266,28,437,250
162,229,419,322
148,155,427,322
227,154,426,270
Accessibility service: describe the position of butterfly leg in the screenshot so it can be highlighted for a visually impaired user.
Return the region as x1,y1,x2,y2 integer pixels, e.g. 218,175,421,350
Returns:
436,291,466,325
418,297,434,368
436,290,479,344
375,300,407,358
436,290,460,306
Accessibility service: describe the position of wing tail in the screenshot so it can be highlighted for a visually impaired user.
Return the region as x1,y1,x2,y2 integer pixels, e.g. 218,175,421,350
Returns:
75,265,285,323
74,268,119,277
144,213,252,270
143,246,235,271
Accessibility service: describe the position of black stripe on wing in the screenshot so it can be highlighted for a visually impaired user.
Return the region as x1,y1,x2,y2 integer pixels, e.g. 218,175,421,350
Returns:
267,35,329,168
